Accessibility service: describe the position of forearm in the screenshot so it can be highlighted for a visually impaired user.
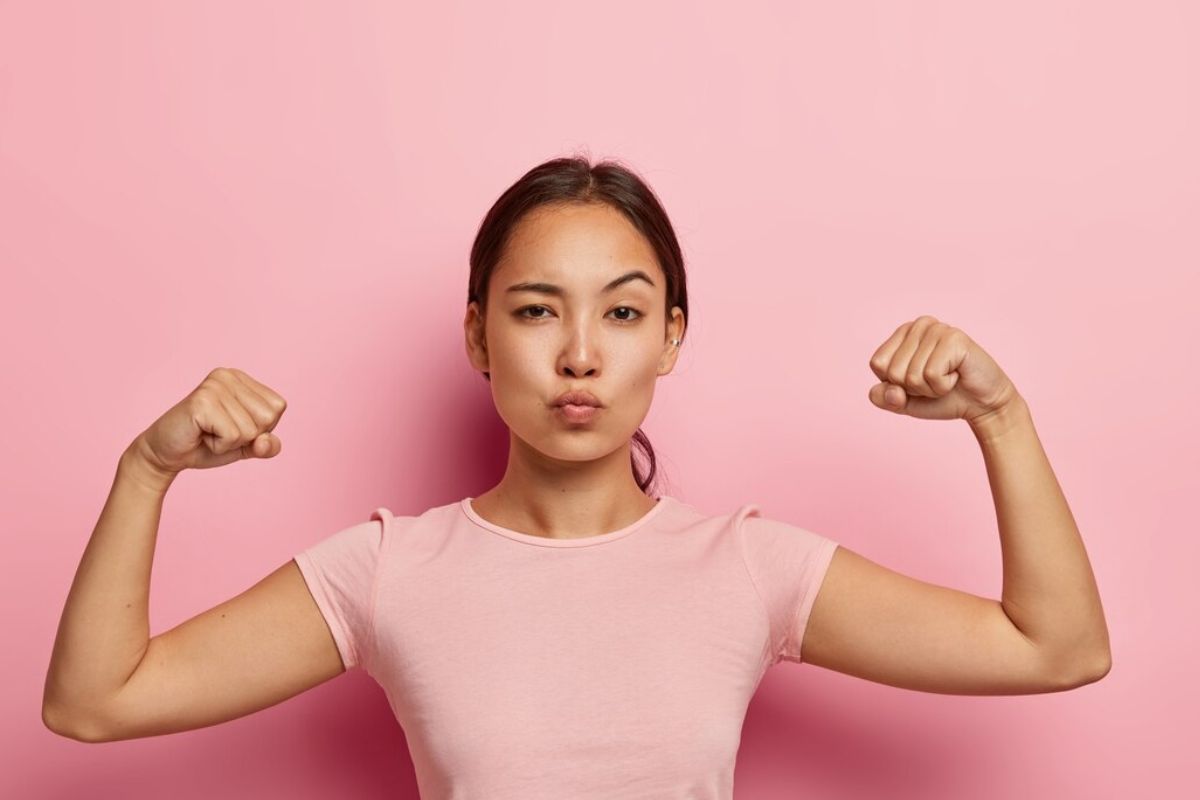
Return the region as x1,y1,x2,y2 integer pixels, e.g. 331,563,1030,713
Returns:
43,438,177,722
969,395,1111,678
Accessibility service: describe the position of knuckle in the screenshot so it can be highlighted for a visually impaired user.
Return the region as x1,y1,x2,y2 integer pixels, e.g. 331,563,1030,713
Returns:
198,393,227,418
248,407,275,427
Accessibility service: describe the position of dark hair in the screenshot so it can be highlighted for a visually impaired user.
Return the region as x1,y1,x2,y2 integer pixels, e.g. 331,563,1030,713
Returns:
467,155,689,496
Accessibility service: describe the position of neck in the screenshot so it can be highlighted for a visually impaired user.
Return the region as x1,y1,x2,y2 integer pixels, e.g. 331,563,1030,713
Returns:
471,434,656,539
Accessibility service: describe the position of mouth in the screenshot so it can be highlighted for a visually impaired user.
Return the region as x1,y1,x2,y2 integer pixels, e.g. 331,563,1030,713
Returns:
554,403,601,423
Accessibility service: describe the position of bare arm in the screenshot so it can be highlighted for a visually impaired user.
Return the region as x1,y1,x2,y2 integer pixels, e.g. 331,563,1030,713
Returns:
801,395,1110,694
43,439,346,742
43,368,347,742
42,441,177,737
799,319,1110,694
966,395,1111,676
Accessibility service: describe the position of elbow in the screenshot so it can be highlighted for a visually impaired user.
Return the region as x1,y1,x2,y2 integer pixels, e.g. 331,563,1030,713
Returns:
42,701,111,744
1086,649,1113,683
1056,648,1112,690
42,702,77,740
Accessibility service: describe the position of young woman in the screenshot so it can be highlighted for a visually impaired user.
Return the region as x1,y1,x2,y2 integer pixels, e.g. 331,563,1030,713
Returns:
43,157,1111,798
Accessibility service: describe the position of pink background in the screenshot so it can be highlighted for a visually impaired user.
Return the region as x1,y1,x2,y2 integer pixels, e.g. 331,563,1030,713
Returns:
4,1,1194,797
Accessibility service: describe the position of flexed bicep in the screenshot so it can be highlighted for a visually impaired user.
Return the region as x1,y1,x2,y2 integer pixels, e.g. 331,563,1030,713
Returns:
799,546,1101,695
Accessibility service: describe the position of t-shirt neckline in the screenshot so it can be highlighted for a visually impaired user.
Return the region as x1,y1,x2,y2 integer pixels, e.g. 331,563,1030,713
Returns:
460,495,671,548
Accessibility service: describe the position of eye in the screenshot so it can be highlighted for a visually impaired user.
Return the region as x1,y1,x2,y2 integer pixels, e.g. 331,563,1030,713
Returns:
609,306,643,322
514,305,644,323
515,305,552,320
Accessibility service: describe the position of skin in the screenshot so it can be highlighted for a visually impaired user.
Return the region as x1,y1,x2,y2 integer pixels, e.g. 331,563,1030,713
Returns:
42,201,1110,747
463,201,686,539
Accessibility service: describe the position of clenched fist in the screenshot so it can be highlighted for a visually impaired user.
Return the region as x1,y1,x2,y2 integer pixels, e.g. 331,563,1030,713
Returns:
130,367,287,478
867,315,1020,424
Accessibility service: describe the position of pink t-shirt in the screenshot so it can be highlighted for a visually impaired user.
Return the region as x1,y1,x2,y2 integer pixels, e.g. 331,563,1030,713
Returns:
293,494,839,799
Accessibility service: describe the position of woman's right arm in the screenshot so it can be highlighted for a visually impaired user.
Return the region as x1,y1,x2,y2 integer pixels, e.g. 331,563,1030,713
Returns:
42,368,346,743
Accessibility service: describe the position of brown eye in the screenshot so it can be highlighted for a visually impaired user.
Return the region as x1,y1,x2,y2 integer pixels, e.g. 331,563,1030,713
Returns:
514,305,643,322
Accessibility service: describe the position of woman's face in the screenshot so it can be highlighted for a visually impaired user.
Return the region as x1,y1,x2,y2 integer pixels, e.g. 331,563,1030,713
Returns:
465,202,685,465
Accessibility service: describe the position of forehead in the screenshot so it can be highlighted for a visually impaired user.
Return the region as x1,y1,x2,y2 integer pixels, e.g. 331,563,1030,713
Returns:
495,203,661,287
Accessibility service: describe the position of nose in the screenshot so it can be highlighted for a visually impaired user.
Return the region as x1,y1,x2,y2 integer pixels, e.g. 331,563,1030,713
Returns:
557,328,600,377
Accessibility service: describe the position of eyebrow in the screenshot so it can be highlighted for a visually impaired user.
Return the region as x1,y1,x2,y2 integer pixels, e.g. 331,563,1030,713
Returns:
504,269,656,297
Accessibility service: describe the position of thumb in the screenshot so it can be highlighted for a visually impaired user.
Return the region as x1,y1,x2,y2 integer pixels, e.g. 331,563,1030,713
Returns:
869,382,909,411
242,432,282,460
869,381,965,420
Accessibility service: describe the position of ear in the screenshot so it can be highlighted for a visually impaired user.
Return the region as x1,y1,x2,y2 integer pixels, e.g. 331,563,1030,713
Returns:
658,306,686,374
464,302,490,375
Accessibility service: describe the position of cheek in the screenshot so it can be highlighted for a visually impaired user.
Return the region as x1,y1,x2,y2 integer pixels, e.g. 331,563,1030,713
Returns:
624,348,665,385
486,333,545,381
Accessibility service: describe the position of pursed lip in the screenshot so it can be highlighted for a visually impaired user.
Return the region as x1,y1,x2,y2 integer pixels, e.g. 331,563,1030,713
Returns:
552,390,603,408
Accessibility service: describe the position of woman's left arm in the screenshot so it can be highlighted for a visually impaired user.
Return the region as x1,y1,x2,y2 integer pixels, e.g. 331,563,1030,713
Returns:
965,392,1111,678
797,316,1110,694
868,315,1111,679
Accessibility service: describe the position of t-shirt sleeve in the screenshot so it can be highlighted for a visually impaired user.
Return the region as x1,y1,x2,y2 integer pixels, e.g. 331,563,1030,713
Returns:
292,507,393,671
736,504,840,666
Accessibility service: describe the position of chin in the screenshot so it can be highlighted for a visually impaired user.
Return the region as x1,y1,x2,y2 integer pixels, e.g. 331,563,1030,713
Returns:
516,427,625,463
537,437,613,461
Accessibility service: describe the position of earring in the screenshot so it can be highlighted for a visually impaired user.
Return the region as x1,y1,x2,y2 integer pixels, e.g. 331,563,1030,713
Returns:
669,338,681,346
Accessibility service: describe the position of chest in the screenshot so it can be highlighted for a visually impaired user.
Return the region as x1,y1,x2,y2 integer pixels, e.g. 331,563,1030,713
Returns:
368,543,770,780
